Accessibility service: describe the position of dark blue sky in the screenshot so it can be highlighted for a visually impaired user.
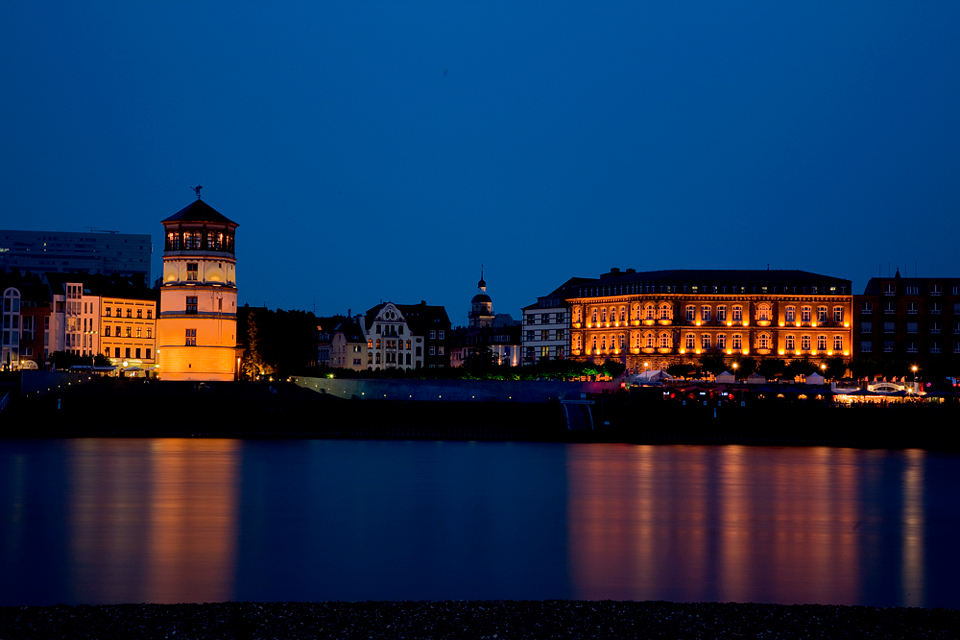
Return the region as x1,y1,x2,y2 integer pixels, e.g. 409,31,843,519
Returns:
3,2,958,325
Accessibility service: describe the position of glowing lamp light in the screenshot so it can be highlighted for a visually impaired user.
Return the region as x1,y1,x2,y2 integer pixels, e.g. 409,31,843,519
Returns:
727,321,733,326
796,321,801,327
696,321,701,326
695,349,701,354
779,350,785,355
743,350,749,355
827,351,833,356
843,351,849,356
743,321,749,326
811,322,817,327
779,322,785,327
844,323,850,328
727,350,733,355
679,349,685,354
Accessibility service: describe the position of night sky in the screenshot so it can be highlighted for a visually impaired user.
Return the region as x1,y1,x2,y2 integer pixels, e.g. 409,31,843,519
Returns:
3,2,958,326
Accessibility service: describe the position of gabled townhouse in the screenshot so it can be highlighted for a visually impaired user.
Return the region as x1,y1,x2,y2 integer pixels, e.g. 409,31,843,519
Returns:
363,301,450,370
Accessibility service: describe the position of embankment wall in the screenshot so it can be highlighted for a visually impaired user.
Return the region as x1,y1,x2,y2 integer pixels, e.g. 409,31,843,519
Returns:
290,376,620,403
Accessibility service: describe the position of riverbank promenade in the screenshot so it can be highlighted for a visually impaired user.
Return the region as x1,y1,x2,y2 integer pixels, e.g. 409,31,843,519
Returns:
4,376,960,449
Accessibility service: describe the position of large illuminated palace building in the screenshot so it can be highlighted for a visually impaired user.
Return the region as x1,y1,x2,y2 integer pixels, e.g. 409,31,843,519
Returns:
564,269,853,371
157,198,240,381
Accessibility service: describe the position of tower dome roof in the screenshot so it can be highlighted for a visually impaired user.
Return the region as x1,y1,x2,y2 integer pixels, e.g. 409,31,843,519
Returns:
162,199,238,227
471,293,492,304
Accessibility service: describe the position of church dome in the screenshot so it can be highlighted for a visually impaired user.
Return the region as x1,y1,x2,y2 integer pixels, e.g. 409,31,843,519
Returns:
472,293,492,304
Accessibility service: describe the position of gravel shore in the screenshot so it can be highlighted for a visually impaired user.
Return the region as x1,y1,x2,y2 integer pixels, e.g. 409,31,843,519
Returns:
2,600,958,639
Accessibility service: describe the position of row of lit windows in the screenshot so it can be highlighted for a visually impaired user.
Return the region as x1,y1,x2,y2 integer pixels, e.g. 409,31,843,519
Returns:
576,332,844,353
103,326,152,339
104,307,153,319
166,230,234,252
576,282,848,297
577,304,845,325
105,346,152,359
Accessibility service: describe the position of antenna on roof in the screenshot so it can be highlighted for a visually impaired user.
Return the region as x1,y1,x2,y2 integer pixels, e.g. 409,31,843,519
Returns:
193,185,203,199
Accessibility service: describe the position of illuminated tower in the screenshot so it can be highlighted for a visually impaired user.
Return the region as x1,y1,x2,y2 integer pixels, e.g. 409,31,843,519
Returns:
468,269,495,328
157,195,239,381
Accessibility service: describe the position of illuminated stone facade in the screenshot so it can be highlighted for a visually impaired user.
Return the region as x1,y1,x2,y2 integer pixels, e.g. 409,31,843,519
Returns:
157,199,239,381
567,269,853,371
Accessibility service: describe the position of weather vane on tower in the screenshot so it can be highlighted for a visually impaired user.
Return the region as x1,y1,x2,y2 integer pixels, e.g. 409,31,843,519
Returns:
193,185,203,199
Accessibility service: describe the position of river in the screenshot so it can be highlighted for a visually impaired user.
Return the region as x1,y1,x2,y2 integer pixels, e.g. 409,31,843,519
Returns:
0,439,957,607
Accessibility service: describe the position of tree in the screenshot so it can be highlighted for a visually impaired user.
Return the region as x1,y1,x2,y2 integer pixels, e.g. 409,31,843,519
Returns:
757,358,786,379
699,353,727,375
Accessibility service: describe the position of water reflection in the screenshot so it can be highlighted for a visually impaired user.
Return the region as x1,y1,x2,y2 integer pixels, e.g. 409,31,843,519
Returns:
0,439,956,607
566,444,928,606
67,439,240,604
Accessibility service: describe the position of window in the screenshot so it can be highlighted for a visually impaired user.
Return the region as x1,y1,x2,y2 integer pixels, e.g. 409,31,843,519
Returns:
732,334,742,349
601,308,607,323
861,341,872,353
801,335,811,350
931,303,942,315
817,307,828,323
861,321,872,332
757,305,770,322
701,307,711,323
660,304,671,320
591,308,598,323
429,330,436,339
717,334,726,349
104,326,111,337
883,303,895,314
136,309,142,319
817,335,827,350
187,263,198,281
147,310,152,319
619,307,626,322
526,331,535,342
685,305,696,322
785,306,796,323
732,306,743,322
801,307,811,322
701,334,711,350
438,346,445,355
645,304,655,320
907,302,918,315
883,341,894,353
758,334,770,349
114,347,120,357
147,328,152,339
186,296,198,314
644,333,655,348
125,327,132,338
126,309,132,318
135,348,141,359
833,307,843,323
907,322,918,334
884,322,895,333
136,327,142,338
541,330,549,341
861,302,873,314
438,330,445,340
125,348,131,358
429,346,436,355
185,328,196,346
931,322,941,334
717,306,727,322
685,333,695,349
785,335,795,350
906,342,918,353
115,325,120,336
659,333,670,349
931,342,941,354
105,308,111,317
906,286,918,295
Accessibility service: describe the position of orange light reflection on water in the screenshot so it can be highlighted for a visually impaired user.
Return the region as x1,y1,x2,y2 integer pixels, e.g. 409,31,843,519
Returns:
68,439,240,604
567,444,926,605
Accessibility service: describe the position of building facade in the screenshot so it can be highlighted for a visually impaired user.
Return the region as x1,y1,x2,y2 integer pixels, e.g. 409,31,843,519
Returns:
521,277,586,364
0,229,151,281
855,272,960,374
363,301,450,370
157,198,239,381
561,268,853,372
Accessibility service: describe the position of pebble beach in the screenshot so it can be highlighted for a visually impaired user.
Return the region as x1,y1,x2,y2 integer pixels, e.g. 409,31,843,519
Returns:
2,600,959,639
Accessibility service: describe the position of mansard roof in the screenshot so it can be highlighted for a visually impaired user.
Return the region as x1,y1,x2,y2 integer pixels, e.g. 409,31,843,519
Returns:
162,199,238,227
